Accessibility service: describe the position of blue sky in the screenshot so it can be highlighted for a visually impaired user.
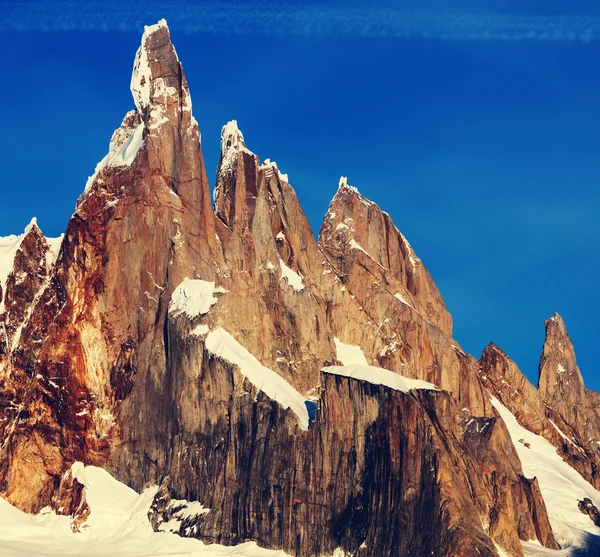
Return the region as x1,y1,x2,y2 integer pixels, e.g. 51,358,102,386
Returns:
1,0,598,390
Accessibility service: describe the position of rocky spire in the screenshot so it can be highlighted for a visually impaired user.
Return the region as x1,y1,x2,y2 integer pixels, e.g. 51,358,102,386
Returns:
130,19,193,128
537,312,586,405
214,120,259,236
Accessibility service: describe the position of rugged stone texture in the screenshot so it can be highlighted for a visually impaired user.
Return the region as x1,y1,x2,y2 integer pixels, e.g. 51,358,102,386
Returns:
320,180,452,335
211,122,337,392
150,335,547,556
579,498,600,527
538,313,600,446
319,182,493,418
51,467,90,531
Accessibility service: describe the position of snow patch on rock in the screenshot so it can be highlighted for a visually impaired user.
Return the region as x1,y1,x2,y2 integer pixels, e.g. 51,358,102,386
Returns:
279,258,305,292
130,19,169,114
169,279,227,318
84,122,145,193
394,292,414,309
323,364,437,393
334,338,368,366
205,327,309,430
260,159,288,183
218,120,254,178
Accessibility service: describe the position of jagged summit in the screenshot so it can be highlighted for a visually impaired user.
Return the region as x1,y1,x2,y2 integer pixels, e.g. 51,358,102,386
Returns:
538,311,585,398
546,311,567,334
130,18,177,115
218,120,254,180
221,120,247,153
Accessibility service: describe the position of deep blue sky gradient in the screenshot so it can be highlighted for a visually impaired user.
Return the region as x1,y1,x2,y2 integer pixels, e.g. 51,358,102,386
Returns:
1,1,598,389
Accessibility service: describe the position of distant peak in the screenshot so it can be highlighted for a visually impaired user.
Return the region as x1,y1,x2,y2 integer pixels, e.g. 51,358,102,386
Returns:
482,342,507,358
217,120,255,180
336,176,372,204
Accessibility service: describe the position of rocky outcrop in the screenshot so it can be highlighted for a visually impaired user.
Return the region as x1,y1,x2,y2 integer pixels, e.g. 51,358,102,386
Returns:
538,313,600,445
211,120,336,392
320,179,451,335
579,498,600,527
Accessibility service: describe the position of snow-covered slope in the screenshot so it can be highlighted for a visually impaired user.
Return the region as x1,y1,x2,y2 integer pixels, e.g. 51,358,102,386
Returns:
0,463,290,557
491,397,600,555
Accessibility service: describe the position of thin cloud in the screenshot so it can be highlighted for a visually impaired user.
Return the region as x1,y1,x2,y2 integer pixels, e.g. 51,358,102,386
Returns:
3,1,600,42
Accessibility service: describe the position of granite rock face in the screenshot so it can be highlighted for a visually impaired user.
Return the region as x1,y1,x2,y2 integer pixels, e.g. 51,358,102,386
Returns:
0,19,596,557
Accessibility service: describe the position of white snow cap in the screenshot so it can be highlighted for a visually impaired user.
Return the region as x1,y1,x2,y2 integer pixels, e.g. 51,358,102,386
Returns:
218,120,254,179
337,175,361,196
130,19,170,114
260,159,289,183
221,120,246,153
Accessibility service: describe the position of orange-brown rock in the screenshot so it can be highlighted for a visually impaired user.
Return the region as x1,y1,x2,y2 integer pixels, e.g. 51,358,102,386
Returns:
319,181,493,417
0,19,581,557
479,337,600,490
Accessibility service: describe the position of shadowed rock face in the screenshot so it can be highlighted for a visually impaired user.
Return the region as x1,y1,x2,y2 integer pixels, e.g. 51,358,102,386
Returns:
0,19,582,557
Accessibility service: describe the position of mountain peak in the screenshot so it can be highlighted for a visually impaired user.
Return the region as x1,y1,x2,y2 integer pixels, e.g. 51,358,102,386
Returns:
130,18,192,129
218,120,253,177
546,311,567,335
538,311,585,401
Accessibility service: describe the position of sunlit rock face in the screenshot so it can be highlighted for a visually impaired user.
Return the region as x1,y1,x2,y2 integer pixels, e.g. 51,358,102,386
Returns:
2,18,599,557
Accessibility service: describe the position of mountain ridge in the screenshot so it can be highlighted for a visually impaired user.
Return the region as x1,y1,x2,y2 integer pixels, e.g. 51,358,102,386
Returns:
0,19,599,557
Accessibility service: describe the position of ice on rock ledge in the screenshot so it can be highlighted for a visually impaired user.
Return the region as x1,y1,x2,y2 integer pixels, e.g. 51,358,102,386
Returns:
322,364,437,393
205,327,309,430
84,122,145,193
